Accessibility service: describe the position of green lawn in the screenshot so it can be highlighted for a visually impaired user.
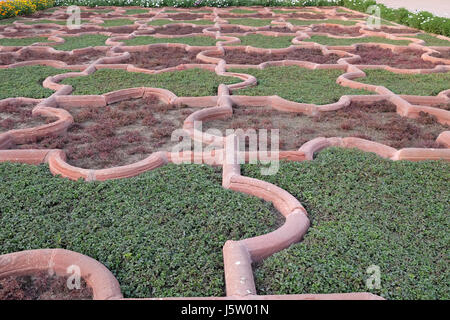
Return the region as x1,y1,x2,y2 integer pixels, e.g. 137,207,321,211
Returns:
229,8,258,14
242,148,450,300
359,70,450,96
0,36,51,47
61,68,240,97
0,17,21,25
234,34,294,48
100,19,136,27
415,33,450,46
272,9,299,14
287,19,358,26
123,35,217,46
53,34,109,51
125,8,150,15
226,18,273,27
229,66,373,105
22,19,88,25
148,19,214,26
304,35,412,46
0,163,279,298
0,65,71,99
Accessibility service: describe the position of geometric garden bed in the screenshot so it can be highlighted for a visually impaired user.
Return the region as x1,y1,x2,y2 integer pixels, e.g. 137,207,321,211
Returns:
0,5,449,300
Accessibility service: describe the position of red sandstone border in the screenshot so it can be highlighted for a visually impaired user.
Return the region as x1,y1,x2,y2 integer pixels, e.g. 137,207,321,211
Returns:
0,45,112,70
0,249,122,300
0,6,449,301
0,97,73,148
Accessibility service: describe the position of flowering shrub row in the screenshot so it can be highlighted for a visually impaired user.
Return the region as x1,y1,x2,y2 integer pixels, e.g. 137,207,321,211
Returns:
51,0,449,36
2,0,449,36
342,0,450,37
0,0,54,19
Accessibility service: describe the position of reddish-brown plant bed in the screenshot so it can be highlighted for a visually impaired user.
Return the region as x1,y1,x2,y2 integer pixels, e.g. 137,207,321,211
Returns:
376,26,417,34
125,47,205,70
152,25,206,35
28,12,57,19
219,26,250,34
202,101,448,150
0,102,55,133
61,26,104,34
0,31,47,38
216,47,341,65
336,13,366,19
351,45,438,69
14,24,62,34
18,97,197,169
167,13,206,20
262,26,297,33
288,13,327,19
0,48,106,66
311,25,361,36
134,13,156,18
0,271,93,300
220,13,273,19
430,49,450,60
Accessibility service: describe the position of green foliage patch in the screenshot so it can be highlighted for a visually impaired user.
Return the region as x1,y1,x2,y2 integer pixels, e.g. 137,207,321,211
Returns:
415,34,450,47
226,18,273,27
53,34,109,51
0,163,280,298
242,148,450,300
287,19,358,26
148,19,214,25
304,35,411,46
233,34,294,48
229,66,373,105
123,35,217,46
100,18,136,27
359,70,450,96
0,36,51,46
60,68,240,96
0,65,71,99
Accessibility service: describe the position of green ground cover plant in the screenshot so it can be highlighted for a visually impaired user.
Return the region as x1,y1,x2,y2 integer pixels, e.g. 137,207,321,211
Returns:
358,70,450,96
272,9,298,14
229,66,373,105
123,35,217,46
0,163,280,298
148,19,214,25
53,34,109,51
242,148,450,300
226,18,273,27
22,19,87,25
125,8,149,14
0,17,21,25
304,35,411,46
287,19,358,26
100,18,136,27
233,34,294,48
0,36,51,46
229,8,257,14
0,65,71,99
61,68,240,96
415,34,450,47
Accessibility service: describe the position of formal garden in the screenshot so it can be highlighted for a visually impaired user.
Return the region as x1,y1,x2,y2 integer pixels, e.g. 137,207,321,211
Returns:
0,0,448,300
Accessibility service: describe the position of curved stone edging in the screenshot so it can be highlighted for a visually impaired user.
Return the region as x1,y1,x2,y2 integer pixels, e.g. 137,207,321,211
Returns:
1,6,449,301
0,249,123,300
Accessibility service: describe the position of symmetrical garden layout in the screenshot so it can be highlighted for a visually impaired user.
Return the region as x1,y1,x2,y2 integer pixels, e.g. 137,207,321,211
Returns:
0,6,449,300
